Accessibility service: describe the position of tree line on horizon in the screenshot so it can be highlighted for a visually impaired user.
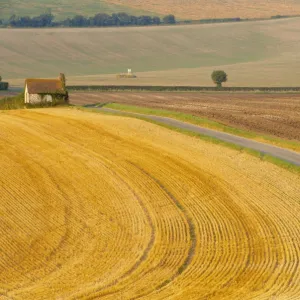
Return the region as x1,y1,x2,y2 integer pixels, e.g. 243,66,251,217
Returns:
0,12,176,28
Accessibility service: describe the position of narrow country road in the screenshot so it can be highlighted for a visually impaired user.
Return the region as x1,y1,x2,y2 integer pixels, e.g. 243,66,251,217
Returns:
98,107,300,166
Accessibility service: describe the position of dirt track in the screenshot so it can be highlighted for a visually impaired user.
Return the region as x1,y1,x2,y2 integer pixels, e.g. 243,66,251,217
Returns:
70,92,300,141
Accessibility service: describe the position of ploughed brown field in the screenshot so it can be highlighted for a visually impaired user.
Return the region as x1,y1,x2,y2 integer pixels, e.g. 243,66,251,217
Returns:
70,92,300,141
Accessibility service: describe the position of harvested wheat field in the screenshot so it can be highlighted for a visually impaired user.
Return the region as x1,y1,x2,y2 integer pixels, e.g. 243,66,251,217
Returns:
70,92,300,141
0,108,300,299
105,0,300,19
2,0,300,20
105,0,300,20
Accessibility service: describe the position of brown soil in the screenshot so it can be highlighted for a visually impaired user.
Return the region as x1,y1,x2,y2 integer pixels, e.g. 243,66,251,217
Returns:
70,92,300,141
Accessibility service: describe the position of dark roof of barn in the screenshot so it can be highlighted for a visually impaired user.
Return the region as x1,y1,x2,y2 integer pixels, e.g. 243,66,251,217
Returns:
25,79,65,94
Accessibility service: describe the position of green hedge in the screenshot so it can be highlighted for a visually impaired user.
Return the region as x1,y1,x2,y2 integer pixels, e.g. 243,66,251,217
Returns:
0,82,9,90
67,85,300,92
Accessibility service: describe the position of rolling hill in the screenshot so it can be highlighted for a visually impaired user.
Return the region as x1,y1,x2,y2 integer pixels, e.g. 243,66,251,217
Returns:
0,0,155,21
1,17,300,87
1,108,300,299
1,0,300,20
105,0,300,19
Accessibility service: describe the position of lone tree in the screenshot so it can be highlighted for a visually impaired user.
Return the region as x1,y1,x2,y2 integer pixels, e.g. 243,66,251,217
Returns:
211,70,227,88
0,75,2,82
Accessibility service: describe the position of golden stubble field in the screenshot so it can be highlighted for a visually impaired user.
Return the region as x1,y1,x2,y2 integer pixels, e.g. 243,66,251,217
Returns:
0,108,300,299
105,0,300,19
2,0,300,20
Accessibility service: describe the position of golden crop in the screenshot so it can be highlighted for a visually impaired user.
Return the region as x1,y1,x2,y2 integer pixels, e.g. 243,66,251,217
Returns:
105,0,300,19
0,108,299,299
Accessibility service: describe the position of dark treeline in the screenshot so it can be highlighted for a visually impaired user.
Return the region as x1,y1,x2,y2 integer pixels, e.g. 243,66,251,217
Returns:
0,13,176,28
0,13,292,28
182,17,241,24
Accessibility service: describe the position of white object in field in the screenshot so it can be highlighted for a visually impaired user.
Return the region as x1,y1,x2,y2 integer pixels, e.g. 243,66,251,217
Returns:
128,69,132,74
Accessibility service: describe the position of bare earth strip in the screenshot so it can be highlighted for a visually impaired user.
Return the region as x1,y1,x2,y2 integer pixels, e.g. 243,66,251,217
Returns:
70,92,300,141
0,108,299,299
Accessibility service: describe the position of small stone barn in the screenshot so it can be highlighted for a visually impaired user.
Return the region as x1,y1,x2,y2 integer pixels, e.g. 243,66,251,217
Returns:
24,74,67,104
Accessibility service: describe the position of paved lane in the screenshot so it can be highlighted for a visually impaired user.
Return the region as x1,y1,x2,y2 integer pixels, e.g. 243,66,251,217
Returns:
98,107,300,166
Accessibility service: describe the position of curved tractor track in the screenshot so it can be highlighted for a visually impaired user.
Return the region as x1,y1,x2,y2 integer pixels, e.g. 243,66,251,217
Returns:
0,108,299,299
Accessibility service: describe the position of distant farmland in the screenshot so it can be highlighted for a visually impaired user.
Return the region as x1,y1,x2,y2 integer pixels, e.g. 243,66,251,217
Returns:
2,0,300,20
105,0,300,19
0,0,154,21
1,17,300,87
1,108,300,299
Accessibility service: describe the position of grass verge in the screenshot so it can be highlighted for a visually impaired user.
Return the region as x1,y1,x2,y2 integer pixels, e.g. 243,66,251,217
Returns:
0,93,25,110
102,103,300,152
0,93,69,110
77,106,300,174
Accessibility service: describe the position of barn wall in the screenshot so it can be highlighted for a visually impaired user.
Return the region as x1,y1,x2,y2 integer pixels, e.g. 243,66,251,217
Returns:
29,94,42,104
25,85,30,103
28,94,53,104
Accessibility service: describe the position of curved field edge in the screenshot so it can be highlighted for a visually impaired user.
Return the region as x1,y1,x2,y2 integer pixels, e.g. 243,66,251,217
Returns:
1,108,300,299
80,106,300,174
98,103,300,152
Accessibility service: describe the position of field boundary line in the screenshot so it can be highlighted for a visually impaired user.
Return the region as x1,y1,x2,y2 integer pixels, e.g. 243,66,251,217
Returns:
80,106,300,173
101,103,300,152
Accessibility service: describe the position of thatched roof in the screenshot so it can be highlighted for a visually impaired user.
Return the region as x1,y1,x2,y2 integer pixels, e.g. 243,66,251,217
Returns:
25,78,65,94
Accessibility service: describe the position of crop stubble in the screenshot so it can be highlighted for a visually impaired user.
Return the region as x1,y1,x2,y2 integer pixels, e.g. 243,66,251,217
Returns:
104,0,300,19
0,108,299,299
70,92,300,141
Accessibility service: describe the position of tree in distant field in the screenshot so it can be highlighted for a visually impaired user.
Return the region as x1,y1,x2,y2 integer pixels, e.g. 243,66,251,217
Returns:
163,14,176,24
211,70,227,88
152,16,161,25
0,76,2,82
70,15,89,27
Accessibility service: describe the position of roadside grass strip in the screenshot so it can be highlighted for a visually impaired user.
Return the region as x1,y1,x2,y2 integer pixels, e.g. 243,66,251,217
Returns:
103,103,300,152
81,105,300,174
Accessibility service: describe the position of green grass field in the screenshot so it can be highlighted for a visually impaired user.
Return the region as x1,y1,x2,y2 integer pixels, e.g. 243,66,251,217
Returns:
1,17,300,86
0,0,155,21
